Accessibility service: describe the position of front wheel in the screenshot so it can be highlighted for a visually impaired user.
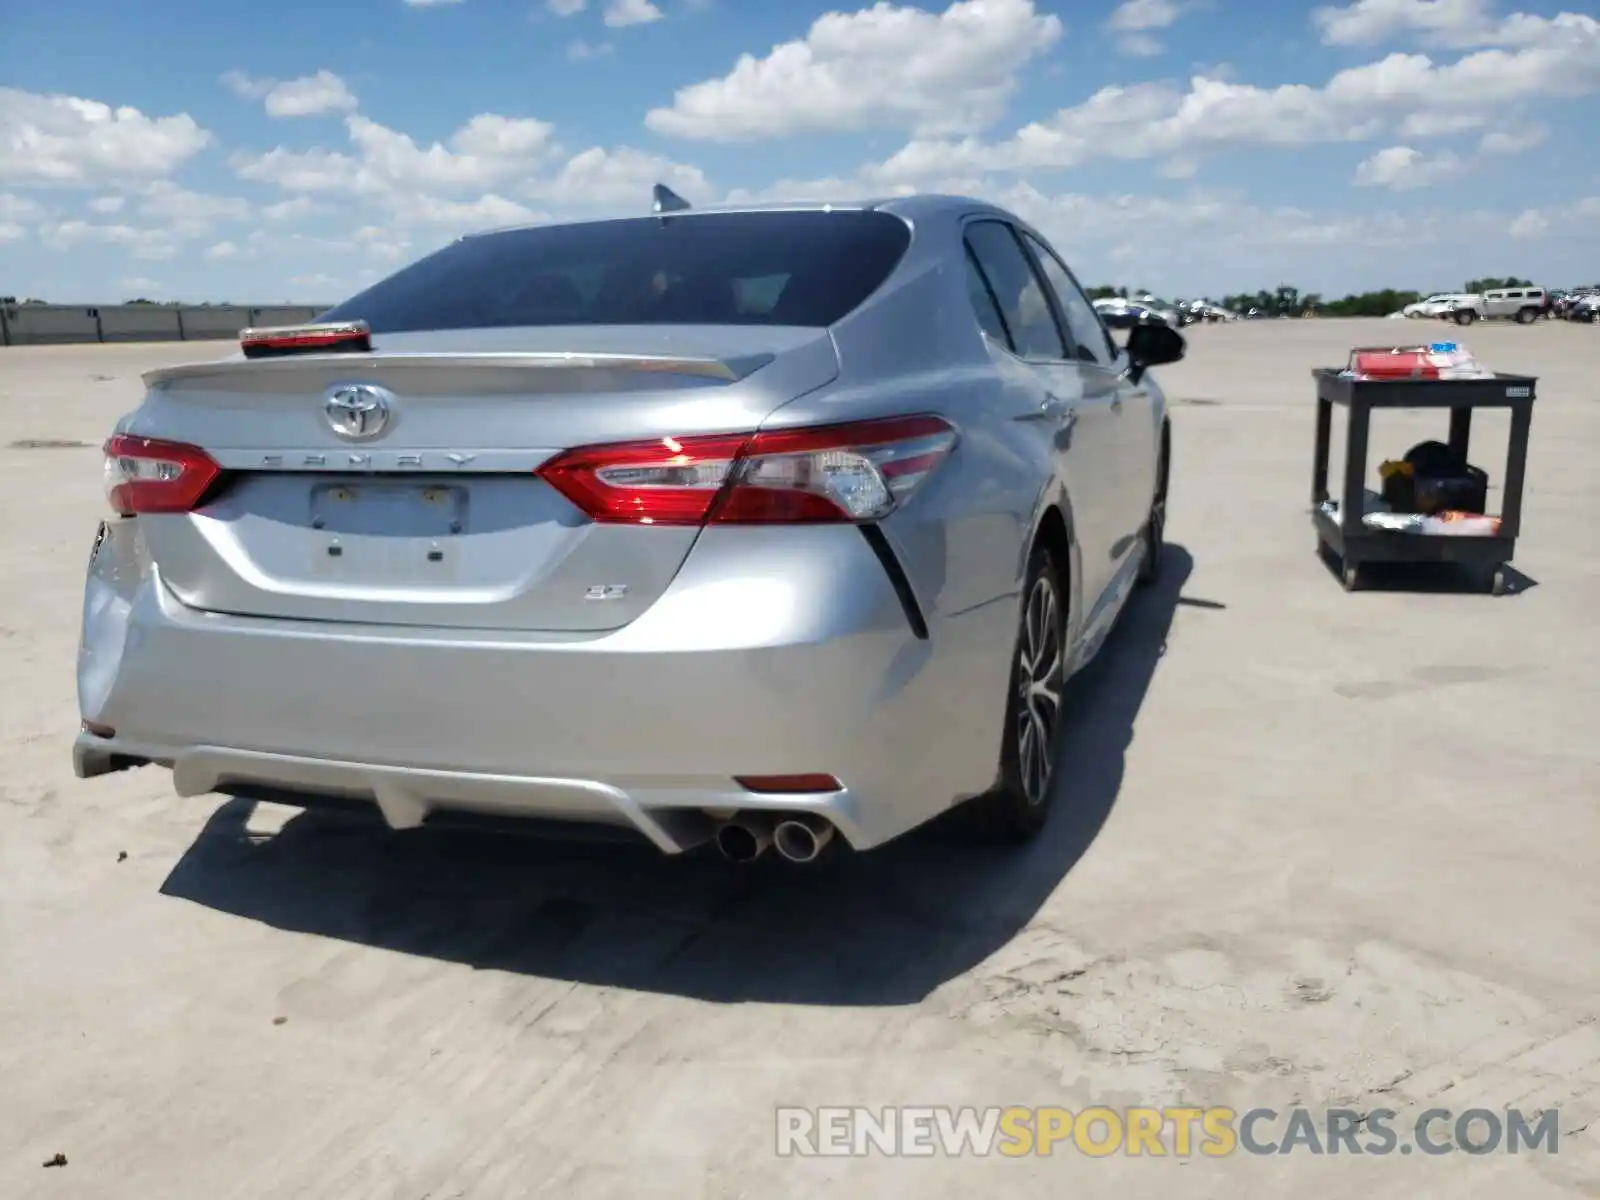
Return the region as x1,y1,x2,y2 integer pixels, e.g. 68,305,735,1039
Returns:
968,544,1067,840
1137,435,1170,587
1454,310,1476,326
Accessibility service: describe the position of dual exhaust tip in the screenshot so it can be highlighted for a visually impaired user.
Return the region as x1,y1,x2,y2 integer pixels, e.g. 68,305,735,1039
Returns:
714,812,834,864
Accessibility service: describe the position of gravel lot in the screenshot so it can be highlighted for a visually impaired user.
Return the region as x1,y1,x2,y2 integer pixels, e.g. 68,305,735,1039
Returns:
2,319,1597,1198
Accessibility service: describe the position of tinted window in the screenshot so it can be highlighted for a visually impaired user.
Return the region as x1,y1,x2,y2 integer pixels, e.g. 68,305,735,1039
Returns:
962,221,1067,360
964,248,1012,347
319,211,911,332
1021,232,1118,367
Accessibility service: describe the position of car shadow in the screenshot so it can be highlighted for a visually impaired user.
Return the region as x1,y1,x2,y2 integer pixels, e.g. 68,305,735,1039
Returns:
160,547,1197,1007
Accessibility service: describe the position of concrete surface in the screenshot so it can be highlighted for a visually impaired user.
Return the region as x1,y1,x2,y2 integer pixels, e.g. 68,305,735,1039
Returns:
1,320,1597,1199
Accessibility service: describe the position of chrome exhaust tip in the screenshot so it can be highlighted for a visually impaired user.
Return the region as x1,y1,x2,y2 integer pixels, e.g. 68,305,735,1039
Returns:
714,814,773,863
773,814,835,864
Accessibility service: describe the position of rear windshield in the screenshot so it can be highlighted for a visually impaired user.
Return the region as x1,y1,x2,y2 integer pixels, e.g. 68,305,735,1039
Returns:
320,210,911,333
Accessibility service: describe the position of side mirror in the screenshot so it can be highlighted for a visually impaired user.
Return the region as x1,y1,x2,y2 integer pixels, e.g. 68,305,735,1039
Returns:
1125,319,1185,383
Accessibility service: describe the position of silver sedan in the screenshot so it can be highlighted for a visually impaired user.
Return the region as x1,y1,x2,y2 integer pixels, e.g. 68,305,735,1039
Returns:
76,192,1183,864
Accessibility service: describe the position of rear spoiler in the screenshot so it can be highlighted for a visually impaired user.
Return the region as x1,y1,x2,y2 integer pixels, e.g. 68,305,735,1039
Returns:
143,350,758,388
239,320,372,359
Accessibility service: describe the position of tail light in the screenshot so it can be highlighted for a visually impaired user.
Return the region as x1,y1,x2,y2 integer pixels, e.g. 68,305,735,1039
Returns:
537,415,957,526
103,435,222,515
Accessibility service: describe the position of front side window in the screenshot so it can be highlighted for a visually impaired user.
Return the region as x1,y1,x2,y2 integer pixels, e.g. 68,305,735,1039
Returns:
319,210,912,332
1020,231,1119,368
962,220,1067,360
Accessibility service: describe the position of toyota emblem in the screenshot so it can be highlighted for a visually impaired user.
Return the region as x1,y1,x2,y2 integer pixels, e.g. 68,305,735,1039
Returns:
323,384,393,441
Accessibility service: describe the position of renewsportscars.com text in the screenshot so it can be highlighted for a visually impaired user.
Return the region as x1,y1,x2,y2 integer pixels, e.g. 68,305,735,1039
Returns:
775,1105,1562,1158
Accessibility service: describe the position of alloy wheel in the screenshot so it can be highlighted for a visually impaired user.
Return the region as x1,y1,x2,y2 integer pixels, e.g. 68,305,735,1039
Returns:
1014,573,1064,806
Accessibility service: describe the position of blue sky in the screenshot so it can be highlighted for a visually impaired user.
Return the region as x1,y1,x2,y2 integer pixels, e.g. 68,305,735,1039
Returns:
2,0,1597,302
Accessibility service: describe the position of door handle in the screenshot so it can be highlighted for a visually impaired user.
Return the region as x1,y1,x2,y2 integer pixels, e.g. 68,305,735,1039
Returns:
1016,395,1069,422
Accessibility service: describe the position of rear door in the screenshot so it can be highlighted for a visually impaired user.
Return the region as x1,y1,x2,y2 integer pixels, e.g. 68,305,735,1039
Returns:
1018,230,1157,571
962,219,1122,616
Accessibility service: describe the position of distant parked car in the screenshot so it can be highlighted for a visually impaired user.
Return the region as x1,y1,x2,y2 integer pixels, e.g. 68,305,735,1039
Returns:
1403,293,1477,319
1092,297,1179,329
1442,287,1547,326
1569,293,1600,323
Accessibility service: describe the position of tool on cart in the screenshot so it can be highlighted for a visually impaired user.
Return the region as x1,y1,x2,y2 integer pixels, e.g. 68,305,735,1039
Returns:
1311,349,1535,595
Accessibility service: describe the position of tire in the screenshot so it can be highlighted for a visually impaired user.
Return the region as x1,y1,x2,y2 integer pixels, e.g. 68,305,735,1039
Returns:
1515,308,1537,325
1454,309,1476,326
1137,432,1169,588
969,543,1067,841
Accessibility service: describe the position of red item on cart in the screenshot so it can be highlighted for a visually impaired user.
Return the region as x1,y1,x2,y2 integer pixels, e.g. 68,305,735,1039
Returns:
1351,349,1440,380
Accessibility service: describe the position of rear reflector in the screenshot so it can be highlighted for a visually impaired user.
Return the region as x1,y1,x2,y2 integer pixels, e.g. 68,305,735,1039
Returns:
240,320,372,358
103,434,222,515
537,415,957,526
735,774,843,794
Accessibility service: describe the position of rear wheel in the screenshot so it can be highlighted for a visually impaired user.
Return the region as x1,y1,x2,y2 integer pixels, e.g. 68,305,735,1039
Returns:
1515,307,1537,325
1454,309,1476,326
969,544,1067,840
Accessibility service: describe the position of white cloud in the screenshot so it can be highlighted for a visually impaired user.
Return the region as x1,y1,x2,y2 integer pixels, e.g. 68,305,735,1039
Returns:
0,87,211,185
548,0,586,13
119,276,163,294
872,16,1600,179
1311,0,1595,49
40,220,179,260
644,0,1062,140
528,146,712,207
0,223,25,241
137,181,251,234
223,70,359,117
262,196,323,221
1107,0,1185,56
1,192,46,221
264,71,359,118
567,39,614,60
1478,124,1545,153
603,0,662,26
386,192,545,230
1352,144,1464,188
1507,209,1547,238
205,241,240,260
221,70,274,100
232,112,556,194
88,195,126,214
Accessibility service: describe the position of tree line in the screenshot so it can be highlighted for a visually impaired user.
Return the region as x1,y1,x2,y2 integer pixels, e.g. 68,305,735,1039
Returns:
1084,278,1564,318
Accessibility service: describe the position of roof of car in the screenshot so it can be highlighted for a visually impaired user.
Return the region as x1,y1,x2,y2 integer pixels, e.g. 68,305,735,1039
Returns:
466,193,1006,238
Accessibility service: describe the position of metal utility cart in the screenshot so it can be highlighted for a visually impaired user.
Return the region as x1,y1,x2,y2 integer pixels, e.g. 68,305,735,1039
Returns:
1311,360,1535,595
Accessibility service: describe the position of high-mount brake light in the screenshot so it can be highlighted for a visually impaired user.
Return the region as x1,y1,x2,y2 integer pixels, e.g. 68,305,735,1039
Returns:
536,415,957,526
239,319,372,358
103,435,222,515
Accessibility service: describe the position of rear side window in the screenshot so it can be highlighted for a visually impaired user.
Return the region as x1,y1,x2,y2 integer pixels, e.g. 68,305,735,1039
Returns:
320,211,912,332
964,248,1012,347
963,221,1067,360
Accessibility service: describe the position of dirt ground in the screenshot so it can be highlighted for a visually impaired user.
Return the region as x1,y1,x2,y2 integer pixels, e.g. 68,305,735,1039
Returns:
2,319,1597,1199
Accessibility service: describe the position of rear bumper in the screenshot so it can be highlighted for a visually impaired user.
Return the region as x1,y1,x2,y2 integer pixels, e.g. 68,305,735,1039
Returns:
76,522,1013,851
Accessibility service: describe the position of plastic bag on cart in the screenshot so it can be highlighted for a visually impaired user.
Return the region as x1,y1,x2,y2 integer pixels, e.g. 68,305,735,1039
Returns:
1361,510,1502,536
1340,342,1495,381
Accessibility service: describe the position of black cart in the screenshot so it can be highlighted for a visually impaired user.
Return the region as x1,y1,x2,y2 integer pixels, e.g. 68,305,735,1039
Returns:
1311,361,1535,595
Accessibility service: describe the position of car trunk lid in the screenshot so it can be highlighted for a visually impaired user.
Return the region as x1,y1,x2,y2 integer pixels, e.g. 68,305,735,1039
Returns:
125,325,838,632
